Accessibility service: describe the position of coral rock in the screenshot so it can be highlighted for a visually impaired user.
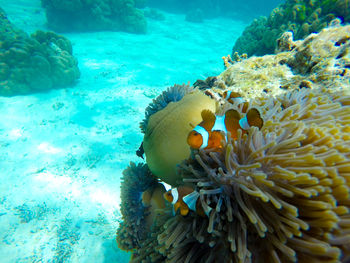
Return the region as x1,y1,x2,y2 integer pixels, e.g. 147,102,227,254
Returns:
276,31,296,52
217,24,350,99
232,0,350,56
0,8,80,96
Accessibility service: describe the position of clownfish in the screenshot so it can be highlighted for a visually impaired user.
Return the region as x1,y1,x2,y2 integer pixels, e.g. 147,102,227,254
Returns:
161,182,203,216
239,107,263,131
187,108,263,150
222,91,248,113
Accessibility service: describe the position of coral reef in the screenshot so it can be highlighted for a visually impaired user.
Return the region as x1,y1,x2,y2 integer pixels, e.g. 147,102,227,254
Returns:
117,24,350,262
221,52,248,68
220,23,350,99
0,8,80,96
232,0,350,56
41,0,147,33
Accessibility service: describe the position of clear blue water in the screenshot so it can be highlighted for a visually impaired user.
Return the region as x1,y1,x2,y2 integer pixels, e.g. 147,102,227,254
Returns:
0,0,283,262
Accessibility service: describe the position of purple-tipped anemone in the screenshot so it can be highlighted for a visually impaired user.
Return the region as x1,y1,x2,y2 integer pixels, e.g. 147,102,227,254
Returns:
140,83,194,133
116,162,159,250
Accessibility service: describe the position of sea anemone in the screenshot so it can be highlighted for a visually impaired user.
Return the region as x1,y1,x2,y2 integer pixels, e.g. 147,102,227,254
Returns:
116,162,159,250
157,215,217,263
140,83,194,133
157,88,350,262
142,89,216,185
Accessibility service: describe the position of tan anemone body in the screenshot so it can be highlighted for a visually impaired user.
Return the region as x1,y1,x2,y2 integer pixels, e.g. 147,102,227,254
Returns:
143,90,216,185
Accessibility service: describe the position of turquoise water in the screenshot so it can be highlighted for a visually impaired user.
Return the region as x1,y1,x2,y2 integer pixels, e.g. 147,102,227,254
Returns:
0,0,265,262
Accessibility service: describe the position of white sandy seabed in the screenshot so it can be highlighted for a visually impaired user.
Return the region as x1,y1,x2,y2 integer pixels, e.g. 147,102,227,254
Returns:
0,1,246,262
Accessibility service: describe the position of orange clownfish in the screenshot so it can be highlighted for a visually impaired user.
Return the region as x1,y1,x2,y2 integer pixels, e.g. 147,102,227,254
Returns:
162,183,203,216
187,108,263,150
222,91,248,113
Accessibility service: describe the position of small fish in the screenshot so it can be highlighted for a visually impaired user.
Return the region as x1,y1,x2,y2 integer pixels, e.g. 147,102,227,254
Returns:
142,183,166,209
187,110,218,150
222,91,248,113
141,183,167,228
239,108,263,130
187,108,263,150
136,142,144,159
162,184,203,216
